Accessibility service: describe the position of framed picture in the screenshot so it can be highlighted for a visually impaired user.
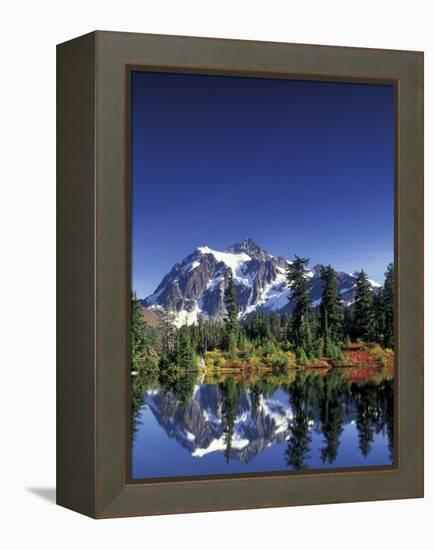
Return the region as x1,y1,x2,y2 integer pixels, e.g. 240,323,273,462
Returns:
57,31,423,518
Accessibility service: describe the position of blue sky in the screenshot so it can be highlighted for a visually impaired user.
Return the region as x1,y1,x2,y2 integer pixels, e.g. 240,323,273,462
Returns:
132,71,394,299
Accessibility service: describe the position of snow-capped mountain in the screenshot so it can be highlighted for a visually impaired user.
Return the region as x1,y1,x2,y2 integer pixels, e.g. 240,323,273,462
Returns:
142,238,379,326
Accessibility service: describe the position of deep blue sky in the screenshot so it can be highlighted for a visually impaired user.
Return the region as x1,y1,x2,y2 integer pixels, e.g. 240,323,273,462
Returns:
132,71,394,299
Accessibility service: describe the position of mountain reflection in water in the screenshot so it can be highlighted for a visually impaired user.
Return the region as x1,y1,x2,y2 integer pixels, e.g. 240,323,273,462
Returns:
131,369,394,479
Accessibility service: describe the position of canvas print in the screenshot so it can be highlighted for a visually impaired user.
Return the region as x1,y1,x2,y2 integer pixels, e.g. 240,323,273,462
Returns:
130,71,395,479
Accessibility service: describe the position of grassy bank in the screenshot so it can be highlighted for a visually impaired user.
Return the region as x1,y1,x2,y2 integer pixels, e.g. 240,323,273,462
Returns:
203,341,394,372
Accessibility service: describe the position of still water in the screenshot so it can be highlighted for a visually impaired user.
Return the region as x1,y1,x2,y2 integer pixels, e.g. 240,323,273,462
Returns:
131,369,394,479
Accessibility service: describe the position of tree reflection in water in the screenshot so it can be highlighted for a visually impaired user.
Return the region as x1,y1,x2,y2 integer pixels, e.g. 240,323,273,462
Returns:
285,373,313,470
131,367,394,472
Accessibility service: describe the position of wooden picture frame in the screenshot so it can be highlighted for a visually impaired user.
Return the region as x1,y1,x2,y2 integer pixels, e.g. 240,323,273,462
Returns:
57,31,423,518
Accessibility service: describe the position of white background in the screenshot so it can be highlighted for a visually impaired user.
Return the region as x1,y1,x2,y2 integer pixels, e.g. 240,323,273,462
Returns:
1,1,432,548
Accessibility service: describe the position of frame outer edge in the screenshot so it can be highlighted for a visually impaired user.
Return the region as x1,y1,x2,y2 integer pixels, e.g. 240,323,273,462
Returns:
56,31,97,518
397,50,424,499
88,32,424,518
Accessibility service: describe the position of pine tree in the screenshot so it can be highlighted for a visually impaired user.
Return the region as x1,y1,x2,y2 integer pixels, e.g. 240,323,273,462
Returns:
131,292,158,374
131,293,146,371
286,256,312,354
175,325,197,369
319,265,344,343
372,290,385,345
383,263,394,349
224,269,239,355
270,313,281,341
158,308,177,369
343,306,355,342
353,270,375,341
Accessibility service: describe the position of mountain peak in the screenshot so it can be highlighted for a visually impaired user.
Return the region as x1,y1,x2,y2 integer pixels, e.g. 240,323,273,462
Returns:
226,238,270,260
143,240,369,325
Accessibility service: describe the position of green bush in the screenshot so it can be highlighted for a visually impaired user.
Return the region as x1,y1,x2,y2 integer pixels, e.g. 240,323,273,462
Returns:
296,347,308,366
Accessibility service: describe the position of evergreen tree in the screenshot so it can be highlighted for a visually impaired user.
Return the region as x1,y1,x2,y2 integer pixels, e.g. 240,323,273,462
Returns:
286,256,312,355
353,270,375,341
343,306,355,342
319,265,344,343
383,263,394,349
270,313,282,341
286,315,294,345
372,290,385,345
131,293,158,374
158,307,177,368
175,325,197,369
131,293,146,371
224,270,239,355
130,294,159,438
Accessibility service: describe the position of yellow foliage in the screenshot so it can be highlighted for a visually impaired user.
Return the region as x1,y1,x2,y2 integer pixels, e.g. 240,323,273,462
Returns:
204,345,297,370
204,349,226,368
368,345,394,366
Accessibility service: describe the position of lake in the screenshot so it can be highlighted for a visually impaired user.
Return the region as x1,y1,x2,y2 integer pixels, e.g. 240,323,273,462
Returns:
131,369,394,479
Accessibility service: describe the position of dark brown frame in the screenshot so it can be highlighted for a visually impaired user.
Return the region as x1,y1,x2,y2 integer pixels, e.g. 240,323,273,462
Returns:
57,31,424,519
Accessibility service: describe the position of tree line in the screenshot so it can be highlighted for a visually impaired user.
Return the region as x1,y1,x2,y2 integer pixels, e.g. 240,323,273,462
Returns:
131,258,394,373
285,257,394,363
